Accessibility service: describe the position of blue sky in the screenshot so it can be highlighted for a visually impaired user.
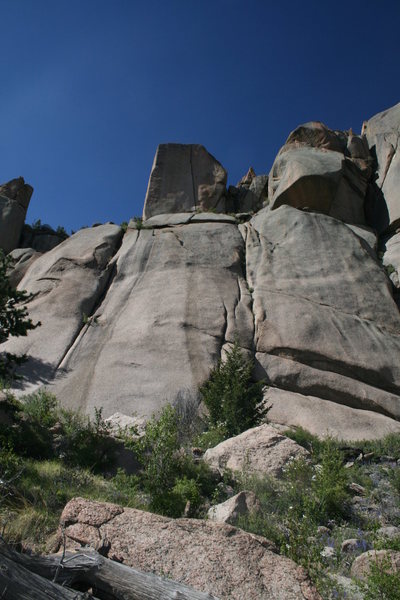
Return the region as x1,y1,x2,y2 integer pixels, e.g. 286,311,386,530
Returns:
0,0,399,233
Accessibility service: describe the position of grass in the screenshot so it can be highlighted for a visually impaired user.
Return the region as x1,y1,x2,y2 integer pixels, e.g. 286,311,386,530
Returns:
1,386,400,598
233,428,400,598
0,458,143,550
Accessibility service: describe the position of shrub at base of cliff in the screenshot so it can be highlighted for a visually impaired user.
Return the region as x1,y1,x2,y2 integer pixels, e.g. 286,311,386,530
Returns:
198,340,268,442
132,404,216,517
0,390,143,550
0,249,41,382
0,390,117,470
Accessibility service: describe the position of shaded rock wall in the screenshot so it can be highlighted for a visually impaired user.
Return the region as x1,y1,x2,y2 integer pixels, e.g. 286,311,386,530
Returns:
2,103,400,440
0,177,33,254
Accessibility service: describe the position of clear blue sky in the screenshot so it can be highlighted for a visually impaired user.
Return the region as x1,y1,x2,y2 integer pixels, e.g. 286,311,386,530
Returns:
0,0,399,233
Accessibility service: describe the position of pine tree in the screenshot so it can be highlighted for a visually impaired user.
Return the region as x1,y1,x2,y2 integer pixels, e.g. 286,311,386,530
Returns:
0,250,40,381
199,340,267,437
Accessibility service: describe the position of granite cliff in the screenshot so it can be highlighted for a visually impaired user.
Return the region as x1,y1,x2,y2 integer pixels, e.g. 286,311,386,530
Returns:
1,102,400,442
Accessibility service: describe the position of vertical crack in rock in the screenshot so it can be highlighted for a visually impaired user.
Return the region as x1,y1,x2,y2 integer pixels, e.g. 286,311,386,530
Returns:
189,145,197,210
380,134,399,190
219,302,228,359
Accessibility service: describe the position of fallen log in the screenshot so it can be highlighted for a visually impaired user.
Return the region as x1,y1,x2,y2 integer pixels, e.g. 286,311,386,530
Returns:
0,543,220,600
0,551,99,599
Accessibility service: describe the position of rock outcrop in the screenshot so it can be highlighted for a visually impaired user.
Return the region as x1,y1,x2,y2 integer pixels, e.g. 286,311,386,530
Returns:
60,497,319,600
268,122,372,225
1,104,400,441
204,423,309,478
50,219,253,417
362,102,400,232
208,491,260,525
3,224,123,390
143,143,227,219
242,204,400,422
0,177,33,254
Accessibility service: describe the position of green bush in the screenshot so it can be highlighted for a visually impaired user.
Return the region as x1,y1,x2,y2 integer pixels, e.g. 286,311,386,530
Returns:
133,404,216,516
310,440,350,521
170,476,201,517
22,389,58,428
0,389,116,470
199,340,267,438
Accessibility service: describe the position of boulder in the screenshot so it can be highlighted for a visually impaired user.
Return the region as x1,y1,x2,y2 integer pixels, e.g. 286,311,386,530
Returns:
241,205,400,422
0,224,123,390
0,177,33,253
203,423,308,478
208,491,260,525
351,549,400,581
7,247,41,287
143,144,227,219
362,102,400,232
60,498,319,600
49,221,254,418
265,388,400,442
376,526,400,540
268,146,368,225
341,539,361,553
283,121,347,153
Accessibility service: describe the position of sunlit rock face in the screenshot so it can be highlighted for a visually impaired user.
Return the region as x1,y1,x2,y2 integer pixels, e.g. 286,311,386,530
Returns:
362,102,400,233
143,143,227,219
268,121,373,225
2,106,400,441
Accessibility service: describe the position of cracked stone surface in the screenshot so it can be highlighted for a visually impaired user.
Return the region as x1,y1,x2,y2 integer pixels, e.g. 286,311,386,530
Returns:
0,224,123,394
243,204,400,423
60,498,320,600
3,104,400,439
143,143,227,219
49,221,254,418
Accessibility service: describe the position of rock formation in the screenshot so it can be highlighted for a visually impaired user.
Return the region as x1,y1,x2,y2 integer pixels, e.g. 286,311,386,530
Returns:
1,102,400,441
0,177,33,254
59,497,319,600
203,423,309,478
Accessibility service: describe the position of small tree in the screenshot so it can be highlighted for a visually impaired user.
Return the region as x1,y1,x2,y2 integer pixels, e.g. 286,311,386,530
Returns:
0,250,40,381
199,340,267,438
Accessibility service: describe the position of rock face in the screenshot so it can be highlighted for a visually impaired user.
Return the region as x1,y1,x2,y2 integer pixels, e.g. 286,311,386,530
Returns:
203,424,309,478
143,144,227,219
242,204,400,422
0,177,33,253
60,497,319,600
265,388,400,442
362,102,400,232
2,107,400,441
50,219,253,418
3,224,123,390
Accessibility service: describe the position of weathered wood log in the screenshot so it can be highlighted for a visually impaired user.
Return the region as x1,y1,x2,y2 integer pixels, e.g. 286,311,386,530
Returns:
0,543,221,600
0,551,99,599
